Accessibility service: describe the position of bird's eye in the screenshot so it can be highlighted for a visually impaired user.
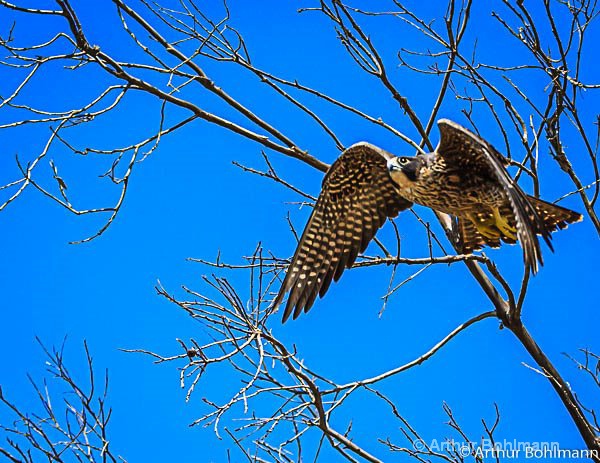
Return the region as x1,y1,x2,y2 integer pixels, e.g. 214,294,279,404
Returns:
399,157,409,165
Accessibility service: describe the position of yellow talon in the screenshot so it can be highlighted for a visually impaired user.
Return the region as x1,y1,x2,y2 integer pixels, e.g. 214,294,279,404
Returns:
467,213,501,239
477,224,502,239
492,207,517,240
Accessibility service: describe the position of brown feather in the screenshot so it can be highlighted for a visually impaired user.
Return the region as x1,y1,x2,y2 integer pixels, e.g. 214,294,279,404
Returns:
274,143,412,322
526,196,583,231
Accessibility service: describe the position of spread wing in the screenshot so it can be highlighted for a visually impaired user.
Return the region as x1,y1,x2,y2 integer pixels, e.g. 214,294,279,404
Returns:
274,143,412,322
436,119,551,273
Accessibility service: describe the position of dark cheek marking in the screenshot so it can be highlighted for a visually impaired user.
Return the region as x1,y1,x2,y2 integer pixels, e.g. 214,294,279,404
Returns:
402,165,418,182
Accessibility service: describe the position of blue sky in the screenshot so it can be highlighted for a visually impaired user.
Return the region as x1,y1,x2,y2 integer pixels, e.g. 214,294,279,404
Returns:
0,1,599,462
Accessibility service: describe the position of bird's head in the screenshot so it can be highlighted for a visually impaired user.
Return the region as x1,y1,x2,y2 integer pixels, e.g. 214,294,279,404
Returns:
387,155,425,185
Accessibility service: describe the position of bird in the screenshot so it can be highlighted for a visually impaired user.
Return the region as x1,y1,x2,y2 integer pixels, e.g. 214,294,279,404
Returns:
274,119,583,322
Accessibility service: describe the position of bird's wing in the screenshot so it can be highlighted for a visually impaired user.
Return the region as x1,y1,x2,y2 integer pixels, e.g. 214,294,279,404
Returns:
436,119,551,273
274,142,412,322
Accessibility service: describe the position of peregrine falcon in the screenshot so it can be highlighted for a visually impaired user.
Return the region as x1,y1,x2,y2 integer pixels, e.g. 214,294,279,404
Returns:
275,119,583,321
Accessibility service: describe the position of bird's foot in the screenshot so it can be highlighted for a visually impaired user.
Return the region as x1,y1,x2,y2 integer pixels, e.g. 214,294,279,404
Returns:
492,207,517,240
467,213,502,239
476,224,502,239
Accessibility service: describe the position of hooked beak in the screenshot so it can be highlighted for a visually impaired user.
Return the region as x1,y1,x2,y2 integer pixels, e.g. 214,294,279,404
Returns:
387,159,400,172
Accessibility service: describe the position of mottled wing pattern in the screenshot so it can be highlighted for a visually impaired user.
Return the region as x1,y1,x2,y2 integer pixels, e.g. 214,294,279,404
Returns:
274,143,412,322
436,119,550,273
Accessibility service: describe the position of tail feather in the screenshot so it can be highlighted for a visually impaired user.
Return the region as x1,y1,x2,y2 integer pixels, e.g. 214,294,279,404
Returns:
526,196,583,231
